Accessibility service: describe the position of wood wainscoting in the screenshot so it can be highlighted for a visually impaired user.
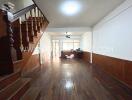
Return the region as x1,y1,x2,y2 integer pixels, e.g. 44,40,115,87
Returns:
92,53,132,88
82,51,91,63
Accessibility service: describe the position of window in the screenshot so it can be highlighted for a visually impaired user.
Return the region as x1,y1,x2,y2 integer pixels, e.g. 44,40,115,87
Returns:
62,40,80,50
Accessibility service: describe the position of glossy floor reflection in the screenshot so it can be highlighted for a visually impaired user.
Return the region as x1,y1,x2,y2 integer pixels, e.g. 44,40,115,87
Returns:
26,58,132,100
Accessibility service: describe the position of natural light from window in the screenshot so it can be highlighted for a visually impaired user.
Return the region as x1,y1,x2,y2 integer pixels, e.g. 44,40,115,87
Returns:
63,40,80,50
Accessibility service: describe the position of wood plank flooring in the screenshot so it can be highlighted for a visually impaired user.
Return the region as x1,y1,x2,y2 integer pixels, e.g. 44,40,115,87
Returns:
23,58,132,100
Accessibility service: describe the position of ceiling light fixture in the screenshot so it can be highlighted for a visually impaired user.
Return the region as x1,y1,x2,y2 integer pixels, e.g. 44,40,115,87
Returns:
65,32,71,38
60,1,81,16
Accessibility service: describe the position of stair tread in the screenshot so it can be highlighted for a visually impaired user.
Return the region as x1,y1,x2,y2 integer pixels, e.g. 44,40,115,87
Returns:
0,71,21,90
21,87,41,100
0,78,31,100
0,70,20,81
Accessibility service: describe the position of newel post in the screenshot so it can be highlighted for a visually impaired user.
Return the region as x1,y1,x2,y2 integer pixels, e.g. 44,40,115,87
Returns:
0,9,14,75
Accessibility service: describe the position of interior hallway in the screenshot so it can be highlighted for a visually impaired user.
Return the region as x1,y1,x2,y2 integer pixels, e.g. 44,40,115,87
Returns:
24,57,132,100
1,0,132,99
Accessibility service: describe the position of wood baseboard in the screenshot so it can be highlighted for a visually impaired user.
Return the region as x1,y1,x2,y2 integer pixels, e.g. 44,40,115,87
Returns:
82,51,91,63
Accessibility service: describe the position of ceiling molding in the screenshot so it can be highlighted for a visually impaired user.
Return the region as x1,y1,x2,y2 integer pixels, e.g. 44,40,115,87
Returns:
51,35,81,40
46,27,92,32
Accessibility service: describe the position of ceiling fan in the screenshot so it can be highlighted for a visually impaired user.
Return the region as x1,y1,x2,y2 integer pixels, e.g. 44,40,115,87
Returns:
65,32,70,38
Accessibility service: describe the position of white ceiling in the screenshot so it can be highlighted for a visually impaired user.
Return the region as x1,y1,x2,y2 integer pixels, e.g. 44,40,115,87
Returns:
34,0,125,28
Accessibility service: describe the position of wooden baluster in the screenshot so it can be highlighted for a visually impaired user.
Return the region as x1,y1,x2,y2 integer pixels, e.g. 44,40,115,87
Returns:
43,16,45,27
21,14,29,51
0,9,14,75
43,16,47,31
43,16,46,31
44,17,48,29
41,14,43,28
37,8,41,33
40,15,44,31
27,11,34,42
41,15,44,30
30,10,34,36
33,8,38,36
12,19,23,60
46,19,49,28
40,12,43,29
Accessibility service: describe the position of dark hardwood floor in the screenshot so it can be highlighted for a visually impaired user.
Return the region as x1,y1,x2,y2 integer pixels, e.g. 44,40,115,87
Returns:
23,58,132,100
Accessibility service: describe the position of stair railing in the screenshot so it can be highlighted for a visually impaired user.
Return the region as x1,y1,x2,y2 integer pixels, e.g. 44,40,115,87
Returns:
0,3,49,75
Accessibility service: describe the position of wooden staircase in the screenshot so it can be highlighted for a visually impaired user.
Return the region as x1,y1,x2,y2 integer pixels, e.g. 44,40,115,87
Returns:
0,2,49,100
0,71,41,100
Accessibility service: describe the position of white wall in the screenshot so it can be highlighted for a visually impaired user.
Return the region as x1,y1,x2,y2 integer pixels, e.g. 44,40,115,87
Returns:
40,32,52,63
23,0,33,8
81,32,92,52
93,0,132,61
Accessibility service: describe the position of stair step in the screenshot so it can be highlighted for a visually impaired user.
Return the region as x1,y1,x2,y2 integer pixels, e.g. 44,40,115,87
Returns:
0,71,21,90
21,87,41,100
0,78,31,100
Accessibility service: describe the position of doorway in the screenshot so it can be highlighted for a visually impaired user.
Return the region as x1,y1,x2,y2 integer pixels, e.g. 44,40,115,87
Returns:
52,40,60,57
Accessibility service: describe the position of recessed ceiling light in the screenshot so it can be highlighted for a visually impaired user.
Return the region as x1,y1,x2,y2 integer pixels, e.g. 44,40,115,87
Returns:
60,1,81,16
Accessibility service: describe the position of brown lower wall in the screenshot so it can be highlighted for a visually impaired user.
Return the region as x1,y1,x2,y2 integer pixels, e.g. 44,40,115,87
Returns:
82,51,91,63
14,52,40,72
22,53,40,74
92,53,132,88
13,34,42,72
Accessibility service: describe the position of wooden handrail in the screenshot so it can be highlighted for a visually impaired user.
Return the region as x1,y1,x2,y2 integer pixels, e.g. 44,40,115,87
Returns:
13,4,36,22
32,0,49,23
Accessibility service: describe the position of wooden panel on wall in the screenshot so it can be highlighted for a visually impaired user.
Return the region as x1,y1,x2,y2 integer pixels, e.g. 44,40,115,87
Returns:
124,62,132,86
22,53,40,74
13,33,42,71
92,53,132,88
82,51,91,63
12,19,23,61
